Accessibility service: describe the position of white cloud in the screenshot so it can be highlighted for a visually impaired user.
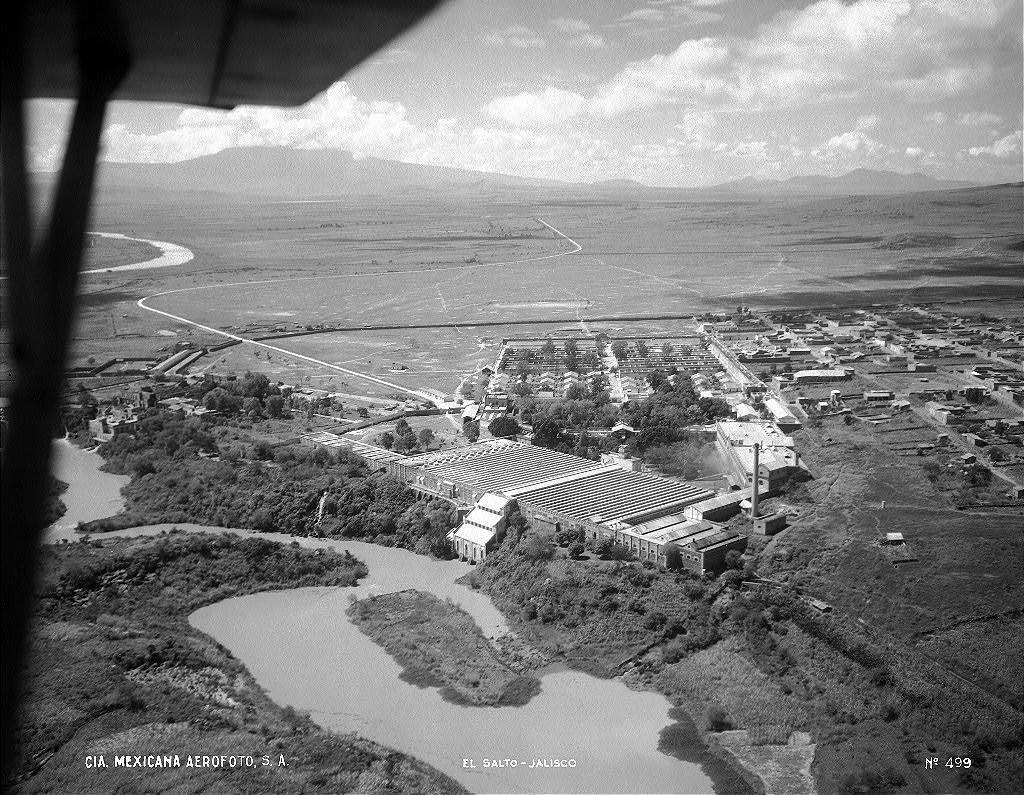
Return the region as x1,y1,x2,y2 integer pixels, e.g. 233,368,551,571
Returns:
716,139,769,158
905,146,926,157
101,83,419,163
823,129,886,154
483,87,587,127
615,4,723,27
482,25,546,49
571,32,606,50
592,0,1014,116
550,17,591,34
855,114,879,130
966,129,1022,158
671,109,718,149
923,111,948,125
957,111,1003,126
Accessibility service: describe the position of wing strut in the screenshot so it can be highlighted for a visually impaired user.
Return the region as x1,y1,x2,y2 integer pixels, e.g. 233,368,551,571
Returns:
1,1,131,775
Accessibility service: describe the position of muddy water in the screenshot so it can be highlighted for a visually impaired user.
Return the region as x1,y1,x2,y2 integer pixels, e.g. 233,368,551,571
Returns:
192,588,714,794
45,439,129,543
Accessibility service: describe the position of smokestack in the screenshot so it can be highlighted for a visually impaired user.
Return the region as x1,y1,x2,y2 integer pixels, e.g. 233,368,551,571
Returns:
751,442,760,519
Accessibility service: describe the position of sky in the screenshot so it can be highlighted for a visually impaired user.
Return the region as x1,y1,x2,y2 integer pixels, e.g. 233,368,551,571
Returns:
26,0,1024,187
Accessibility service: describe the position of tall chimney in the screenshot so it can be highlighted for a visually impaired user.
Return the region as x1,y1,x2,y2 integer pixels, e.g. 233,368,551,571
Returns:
751,442,760,519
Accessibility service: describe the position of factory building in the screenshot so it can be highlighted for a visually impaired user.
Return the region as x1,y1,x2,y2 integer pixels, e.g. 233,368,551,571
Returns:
602,513,748,574
716,421,803,494
379,439,749,574
308,435,751,574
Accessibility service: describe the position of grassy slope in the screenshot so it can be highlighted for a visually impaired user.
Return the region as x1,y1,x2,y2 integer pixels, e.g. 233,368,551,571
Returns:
348,590,542,707
12,533,464,794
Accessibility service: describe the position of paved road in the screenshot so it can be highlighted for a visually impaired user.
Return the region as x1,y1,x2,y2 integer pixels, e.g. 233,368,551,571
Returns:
137,218,582,405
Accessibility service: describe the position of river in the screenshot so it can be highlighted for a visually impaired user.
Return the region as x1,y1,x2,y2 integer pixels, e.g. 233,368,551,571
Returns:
82,231,194,274
48,443,717,794
45,439,131,543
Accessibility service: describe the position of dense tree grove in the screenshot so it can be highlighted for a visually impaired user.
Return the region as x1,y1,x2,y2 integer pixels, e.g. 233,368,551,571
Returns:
621,376,731,452
92,415,457,557
515,368,729,462
487,414,521,438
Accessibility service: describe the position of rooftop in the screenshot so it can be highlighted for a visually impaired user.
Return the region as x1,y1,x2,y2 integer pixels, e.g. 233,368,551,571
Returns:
405,440,604,494
513,467,711,524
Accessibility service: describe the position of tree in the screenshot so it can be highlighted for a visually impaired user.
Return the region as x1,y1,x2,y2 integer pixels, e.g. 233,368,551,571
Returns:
464,421,480,442
488,415,521,438
417,428,435,448
565,383,585,400
563,338,579,370
593,537,614,558
725,549,744,569
241,371,271,400
611,340,629,360
567,541,585,559
266,394,285,418
531,415,563,447
242,396,264,420
647,369,668,390
203,387,241,415
661,342,674,357
377,431,395,449
392,433,416,453
511,381,533,397
540,338,556,355
635,339,650,357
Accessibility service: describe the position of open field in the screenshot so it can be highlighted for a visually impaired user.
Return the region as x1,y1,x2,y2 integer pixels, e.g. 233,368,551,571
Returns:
26,182,1015,399
763,418,1024,636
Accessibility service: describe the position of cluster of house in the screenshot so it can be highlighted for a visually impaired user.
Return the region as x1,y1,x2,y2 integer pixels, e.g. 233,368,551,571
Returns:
490,368,604,399
87,386,215,442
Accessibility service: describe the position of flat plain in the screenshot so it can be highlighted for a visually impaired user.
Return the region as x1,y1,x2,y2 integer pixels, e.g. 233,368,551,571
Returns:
46,182,1021,403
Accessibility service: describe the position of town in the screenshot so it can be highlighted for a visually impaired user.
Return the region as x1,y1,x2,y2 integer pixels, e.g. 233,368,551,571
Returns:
35,299,1022,583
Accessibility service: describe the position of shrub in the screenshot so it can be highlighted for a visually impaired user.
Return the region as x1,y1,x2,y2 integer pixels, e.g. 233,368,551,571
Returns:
705,704,734,732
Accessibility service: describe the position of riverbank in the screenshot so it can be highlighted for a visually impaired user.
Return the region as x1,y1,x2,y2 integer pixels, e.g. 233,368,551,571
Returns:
13,532,463,794
348,590,543,707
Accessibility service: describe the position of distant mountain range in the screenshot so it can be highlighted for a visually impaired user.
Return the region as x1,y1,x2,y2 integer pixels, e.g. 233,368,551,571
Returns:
86,147,566,198
33,147,984,199
710,168,978,195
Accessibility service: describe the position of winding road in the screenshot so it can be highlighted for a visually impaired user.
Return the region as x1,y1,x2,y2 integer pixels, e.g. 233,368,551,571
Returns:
136,218,583,405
